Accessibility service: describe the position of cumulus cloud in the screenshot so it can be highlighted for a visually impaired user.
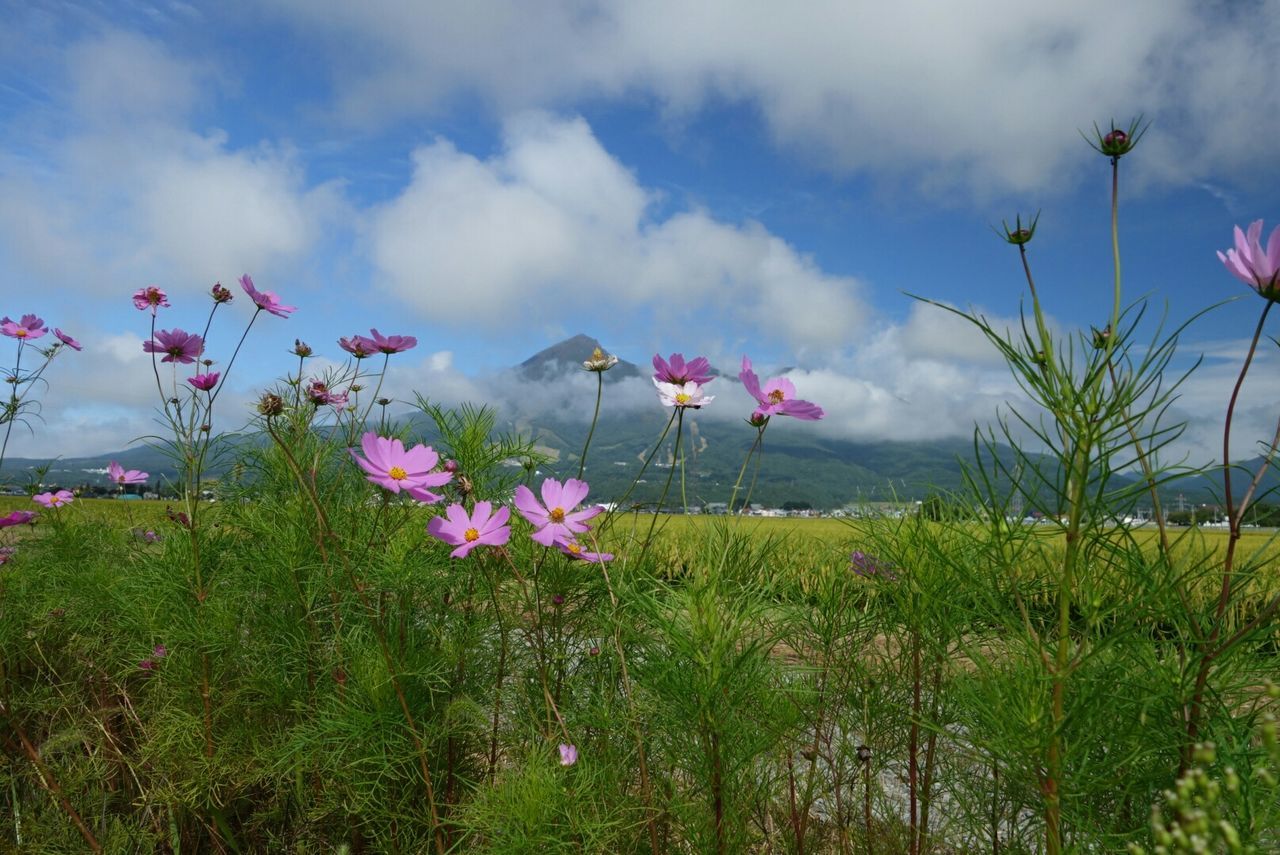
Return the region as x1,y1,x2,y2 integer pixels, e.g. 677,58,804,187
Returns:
0,28,345,300
369,112,869,351
264,0,1280,195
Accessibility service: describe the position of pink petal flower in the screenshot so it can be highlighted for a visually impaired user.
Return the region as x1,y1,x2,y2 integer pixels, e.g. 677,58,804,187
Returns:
187,372,220,392
143,329,204,364
555,536,613,563
339,335,377,358
0,510,37,528
558,743,578,766
33,490,74,509
738,357,824,421
1,314,47,340
350,431,452,495
239,274,296,318
132,286,169,314
427,501,511,558
365,328,417,354
108,461,149,485
653,352,713,385
514,477,604,547
1219,220,1280,299
54,329,82,351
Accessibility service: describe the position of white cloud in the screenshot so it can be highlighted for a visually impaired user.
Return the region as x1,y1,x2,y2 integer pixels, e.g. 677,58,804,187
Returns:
264,0,1280,195
369,112,869,351
0,29,345,301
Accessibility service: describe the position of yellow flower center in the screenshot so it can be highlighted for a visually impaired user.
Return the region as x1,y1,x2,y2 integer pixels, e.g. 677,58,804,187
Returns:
566,542,582,554
15,329,27,338
464,527,480,542
388,466,408,481
549,507,566,522
675,392,691,405
768,389,785,404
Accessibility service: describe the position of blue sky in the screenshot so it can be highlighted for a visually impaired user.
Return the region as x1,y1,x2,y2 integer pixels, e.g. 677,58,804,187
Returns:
3,0,1280,462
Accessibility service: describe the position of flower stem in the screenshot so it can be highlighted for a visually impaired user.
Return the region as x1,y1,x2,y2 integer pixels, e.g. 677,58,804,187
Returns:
577,371,603,480
643,408,683,552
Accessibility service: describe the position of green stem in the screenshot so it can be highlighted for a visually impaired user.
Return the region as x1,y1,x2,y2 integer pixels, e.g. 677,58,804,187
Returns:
728,423,767,514
577,371,603,480
643,408,683,552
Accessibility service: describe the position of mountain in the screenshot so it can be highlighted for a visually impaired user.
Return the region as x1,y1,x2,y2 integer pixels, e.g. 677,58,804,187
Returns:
5,334,1252,509
518,334,643,382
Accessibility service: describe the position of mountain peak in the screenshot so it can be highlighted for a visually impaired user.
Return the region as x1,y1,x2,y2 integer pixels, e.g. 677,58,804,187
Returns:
518,334,642,381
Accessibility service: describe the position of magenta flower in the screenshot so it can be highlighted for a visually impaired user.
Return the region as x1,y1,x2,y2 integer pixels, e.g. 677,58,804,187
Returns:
239,274,296,318
350,431,453,497
108,461,148,485
187,372,220,392
142,529,161,543
514,477,604,547
739,357,824,421
53,329,82,351
132,286,169,314
339,335,376,358
427,501,511,559
143,329,203,364
1219,220,1280,300
654,379,714,409
138,658,156,671
558,744,578,766
653,352,713,385
153,643,168,659
306,380,348,409
0,546,14,565
850,550,896,580
365,328,417,354
1,314,48,340
0,510,37,528
556,537,614,564
33,490,74,509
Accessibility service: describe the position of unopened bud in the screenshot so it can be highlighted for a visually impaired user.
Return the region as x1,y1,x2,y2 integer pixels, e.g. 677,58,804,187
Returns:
443,459,459,473
1092,325,1112,349
291,339,313,358
376,397,392,407
210,282,233,303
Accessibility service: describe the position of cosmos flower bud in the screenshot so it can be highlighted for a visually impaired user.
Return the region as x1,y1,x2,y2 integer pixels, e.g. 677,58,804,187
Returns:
552,594,565,605
210,282,233,303
748,412,769,428
1000,212,1039,246
257,393,285,417
291,339,313,358
1089,117,1146,159
583,346,619,372
1091,325,1112,349
443,459,459,473
376,397,392,407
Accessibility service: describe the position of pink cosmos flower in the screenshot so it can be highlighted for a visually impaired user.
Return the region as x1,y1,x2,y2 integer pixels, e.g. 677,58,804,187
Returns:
132,286,169,314
738,357,825,421
0,546,14,565
654,379,714,409
306,380,348,409
239,274,296,318
153,643,168,659
339,335,376,358
365,328,417,354
187,372,220,391
108,461,148,485
142,529,161,543
210,283,233,303
514,477,604,547
33,490,74,509
1219,220,1280,299
427,501,511,558
53,329,82,350
556,536,614,564
0,510,37,528
143,329,203,364
138,658,156,671
653,352,713,385
350,431,453,497
558,744,578,766
1,314,48,340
